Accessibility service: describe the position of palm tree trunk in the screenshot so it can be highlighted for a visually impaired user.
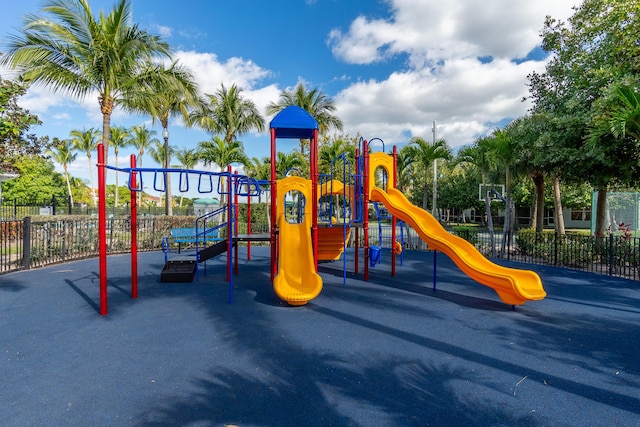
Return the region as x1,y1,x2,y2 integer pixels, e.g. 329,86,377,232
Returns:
114,153,119,208
481,173,495,256
422,171,429,210
64,167,74,207
87,156,96,207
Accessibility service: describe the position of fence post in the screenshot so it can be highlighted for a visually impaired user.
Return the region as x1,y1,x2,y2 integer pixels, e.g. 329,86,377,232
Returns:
554,232,558,267
22,216,31,270
609,234,614,276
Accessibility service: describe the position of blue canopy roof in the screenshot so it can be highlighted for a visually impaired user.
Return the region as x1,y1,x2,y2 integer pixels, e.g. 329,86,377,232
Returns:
269,106,318,139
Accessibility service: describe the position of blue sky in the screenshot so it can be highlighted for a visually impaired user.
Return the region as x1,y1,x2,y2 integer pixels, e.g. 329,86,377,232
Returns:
0,0,577,195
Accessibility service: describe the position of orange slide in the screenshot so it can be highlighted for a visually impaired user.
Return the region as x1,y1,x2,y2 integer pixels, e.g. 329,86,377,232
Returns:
370,187,546,305
273,177,322,305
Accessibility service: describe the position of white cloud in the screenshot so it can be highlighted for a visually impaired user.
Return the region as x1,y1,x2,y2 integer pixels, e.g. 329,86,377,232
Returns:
329,0,576,150
175,50,273,95
328,0,577,65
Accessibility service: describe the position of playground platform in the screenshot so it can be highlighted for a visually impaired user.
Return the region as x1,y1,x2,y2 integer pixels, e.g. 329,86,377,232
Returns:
1,247,639,426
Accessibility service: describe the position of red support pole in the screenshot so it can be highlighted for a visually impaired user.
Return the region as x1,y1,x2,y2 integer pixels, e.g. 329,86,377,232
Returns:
363,140,370,281
354,148,360,275
311,129,319,272
97,144,108,315
234,170,239,275
391,145,397,277
270,128,277,282
247,194,252,261
227,165,232,283
130,154,138,298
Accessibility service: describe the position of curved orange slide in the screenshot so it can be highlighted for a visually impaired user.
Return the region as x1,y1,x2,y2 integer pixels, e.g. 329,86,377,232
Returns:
370,187,546,305
273,177,322,305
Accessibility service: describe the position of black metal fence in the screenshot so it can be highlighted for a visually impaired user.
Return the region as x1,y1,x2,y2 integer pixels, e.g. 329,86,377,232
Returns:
0,196,195,220
3,217,639,281
0,216,196,273
371,225,640,280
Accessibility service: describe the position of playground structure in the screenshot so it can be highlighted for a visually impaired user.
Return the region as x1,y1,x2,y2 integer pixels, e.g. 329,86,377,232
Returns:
94,106,546,315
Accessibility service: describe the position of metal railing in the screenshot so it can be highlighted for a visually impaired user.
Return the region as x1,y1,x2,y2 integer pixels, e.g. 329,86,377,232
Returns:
3,217,639,281
370,224,640,280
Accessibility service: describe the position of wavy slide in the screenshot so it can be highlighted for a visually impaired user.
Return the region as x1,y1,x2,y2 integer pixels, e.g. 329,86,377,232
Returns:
370,187,546,305
273,214,322,306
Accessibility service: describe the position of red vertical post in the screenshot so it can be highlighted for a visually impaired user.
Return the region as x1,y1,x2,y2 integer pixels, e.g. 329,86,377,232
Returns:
311,129,319,271
391,145,397,277
354,147,360,275
97,144,108,315
363,140,370,281
234,170,239,275
227,165,232,283
247,195,252,260
130,154,138,298
270,128,277,282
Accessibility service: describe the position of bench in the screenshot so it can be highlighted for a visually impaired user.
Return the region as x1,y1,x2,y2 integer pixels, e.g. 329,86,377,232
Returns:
170,227,222,253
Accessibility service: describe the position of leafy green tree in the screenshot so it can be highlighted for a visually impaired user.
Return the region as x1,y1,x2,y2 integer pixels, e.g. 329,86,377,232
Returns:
197,136,248,212
0,76,48,172
108,126,130,207
69,127,100,206
148,140,177,210
1,0,174,166
244,156,271,205
395,145,416,195
190,83,265,144
174,147,199,207
128,61,200,216
275,151,305,178
528,0,640,235
405,136,452,212
128,124,159,168
1,155,67,201
318,138,356,176
457,138,496,251
46,139,77,205
266,83,343,156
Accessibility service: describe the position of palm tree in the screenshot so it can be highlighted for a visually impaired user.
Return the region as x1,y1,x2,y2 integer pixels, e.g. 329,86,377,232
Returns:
128,124,159,168
244,156,271,203
318,138,356,176
457,139,496,254
128,61,201,216
275,151,306,178
127,124,159,206
197,136,248,214
395,145,416,195
485,128,521,255
47,139,77,206
1,0,174,167
190,83,265,144
174,147,199,207
69,127,100,206
109,126,130,207
266,83,343,156
406,136,452,212
148,140,177,210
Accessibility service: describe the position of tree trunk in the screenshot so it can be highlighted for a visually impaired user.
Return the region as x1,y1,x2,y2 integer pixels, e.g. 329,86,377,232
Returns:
500,167,513,258
64,168,74,207
531,173,545,232
114,151,119,208
87,156,96,207
422,171,429,210
594,186,608,236
481,173,495,256
552,176,565,235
